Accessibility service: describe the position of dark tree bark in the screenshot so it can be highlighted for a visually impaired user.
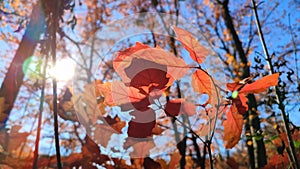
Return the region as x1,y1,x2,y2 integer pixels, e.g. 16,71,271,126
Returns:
0,1,45,128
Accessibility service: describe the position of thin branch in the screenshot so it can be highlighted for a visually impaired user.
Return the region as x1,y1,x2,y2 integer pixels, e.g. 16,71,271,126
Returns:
32,55,49,169
51,0,62,168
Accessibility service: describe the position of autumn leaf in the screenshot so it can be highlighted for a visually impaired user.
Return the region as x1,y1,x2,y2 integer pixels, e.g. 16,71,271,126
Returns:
113,42,150,71
172,26,208,64
227,73,279,94
191,69,213,100
124,58,170,94
0,125,30,153
93,116,126,147
226,73,279,114
128,109,156,138
263,153,290,169
114,44,188,89
223,105,243,148
168,151,181,169
231,94,248,114
164,99,196,117
143,157,161,169
97,81,146,106
239,73,279,94
82,136,109,168
124,137,155,158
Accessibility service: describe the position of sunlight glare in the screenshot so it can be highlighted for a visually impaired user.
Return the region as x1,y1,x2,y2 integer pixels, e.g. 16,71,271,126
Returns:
49,58,75,81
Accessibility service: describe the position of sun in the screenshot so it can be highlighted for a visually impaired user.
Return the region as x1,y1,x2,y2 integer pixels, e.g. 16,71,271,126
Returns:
49,58,75,81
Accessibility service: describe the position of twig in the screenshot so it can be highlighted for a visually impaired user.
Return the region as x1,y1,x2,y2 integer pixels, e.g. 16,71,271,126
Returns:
251,0,300,168
32,55,49,169
51,0,62,168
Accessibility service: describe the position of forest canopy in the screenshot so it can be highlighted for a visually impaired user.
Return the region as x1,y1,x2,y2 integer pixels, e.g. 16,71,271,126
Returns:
0,0,299,168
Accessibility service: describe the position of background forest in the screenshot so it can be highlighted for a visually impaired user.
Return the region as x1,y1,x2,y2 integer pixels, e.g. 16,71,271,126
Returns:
0,0,300,168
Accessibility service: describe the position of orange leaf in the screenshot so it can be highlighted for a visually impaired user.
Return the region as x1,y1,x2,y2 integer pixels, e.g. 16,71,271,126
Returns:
263,153,290,169
172,26,208,64
240,73,279,94
223,105,243,148
96,81,146,106
113,42,150,71
169,151,181,169
124,138,155,158
0,125,30,153
114,44,188,89
191,69,213,100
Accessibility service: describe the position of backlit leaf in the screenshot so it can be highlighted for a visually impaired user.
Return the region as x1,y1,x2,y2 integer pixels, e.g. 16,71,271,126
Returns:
113,42,150,71
240,73,279,94
191,69,213,101
172,26,208,64
164,99,196,117
96,81,146,106
128,109,156,138
223,105,243,148
114,45,188,89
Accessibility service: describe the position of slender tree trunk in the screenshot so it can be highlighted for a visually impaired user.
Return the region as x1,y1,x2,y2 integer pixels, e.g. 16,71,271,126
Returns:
218,0,267,168
0,1,45,128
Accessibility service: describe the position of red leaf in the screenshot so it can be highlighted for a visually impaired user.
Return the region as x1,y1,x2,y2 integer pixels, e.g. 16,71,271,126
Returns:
240,73,279,94
143,157,161,169
172,26,208,64
191,69,213,100
164,99,196,117
124,58,170,94
128,109,156,138
223,105,243,148
232,94,248,114
263,153,290,169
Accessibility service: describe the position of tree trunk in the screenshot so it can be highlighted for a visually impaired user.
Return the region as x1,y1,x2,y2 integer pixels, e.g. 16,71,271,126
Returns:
0,1,45,128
